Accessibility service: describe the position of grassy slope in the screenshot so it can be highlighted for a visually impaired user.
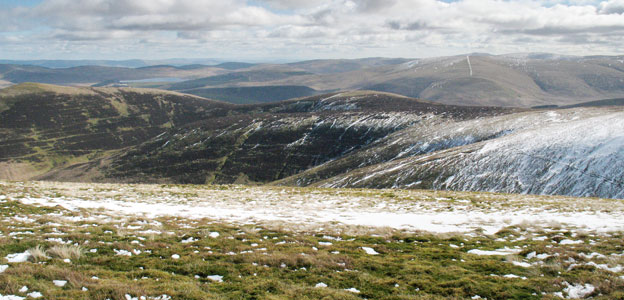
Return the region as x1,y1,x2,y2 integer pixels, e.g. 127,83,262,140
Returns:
0,181,623,299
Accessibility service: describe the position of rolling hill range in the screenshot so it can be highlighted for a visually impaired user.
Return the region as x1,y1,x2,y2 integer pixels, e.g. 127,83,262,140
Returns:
2,54,624,107
155,54,624,107
1,83,623,199
0,58,230,68
0,64,227,86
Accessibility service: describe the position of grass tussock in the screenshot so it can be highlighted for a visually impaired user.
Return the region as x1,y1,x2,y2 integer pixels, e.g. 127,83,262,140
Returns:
48,244,84,260
27,245,50,262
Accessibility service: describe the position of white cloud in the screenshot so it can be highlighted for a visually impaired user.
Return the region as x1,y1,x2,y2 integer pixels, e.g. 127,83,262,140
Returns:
0,0,623,60
599,0,624,14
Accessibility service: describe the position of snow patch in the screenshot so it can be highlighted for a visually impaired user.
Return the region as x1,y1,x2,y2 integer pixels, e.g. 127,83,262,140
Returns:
511,261,531,268
467,247,521,256
52,280,67,287
559,239,583,245
5,251,30,263
181,237,197,243
362,247,379,255
26,292,42,299
0,295,24,300
563,283,594,299
315,282,327,288
114,249,132,256
207,275,223,282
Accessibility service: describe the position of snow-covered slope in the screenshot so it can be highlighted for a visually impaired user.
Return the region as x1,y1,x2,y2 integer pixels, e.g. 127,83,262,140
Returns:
314,107,624,199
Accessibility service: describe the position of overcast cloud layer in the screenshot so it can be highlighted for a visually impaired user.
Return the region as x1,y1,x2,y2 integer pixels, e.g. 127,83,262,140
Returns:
0,0,623,60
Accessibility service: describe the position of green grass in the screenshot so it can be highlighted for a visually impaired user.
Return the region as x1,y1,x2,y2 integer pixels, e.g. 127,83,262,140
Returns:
0,195,623,300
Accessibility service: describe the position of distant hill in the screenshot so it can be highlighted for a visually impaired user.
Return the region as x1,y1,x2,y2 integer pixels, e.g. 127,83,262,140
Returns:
2,54,624,107
167,54,624,107
352,54,624,107
166,70,313,90
287,57,411,74
562,98,624,108
214,62,257,70
0,58,225,68
178,86,319,104
0,64,226,85
0,59,149,68
531,97,624,109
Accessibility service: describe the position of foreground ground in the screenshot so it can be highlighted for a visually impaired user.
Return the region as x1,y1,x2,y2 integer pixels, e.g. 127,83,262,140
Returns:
1,181,623,299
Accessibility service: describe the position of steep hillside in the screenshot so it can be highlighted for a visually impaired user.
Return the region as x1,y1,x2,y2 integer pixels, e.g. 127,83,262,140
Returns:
304,107,624,199
99,91,512,184
0,83,228,179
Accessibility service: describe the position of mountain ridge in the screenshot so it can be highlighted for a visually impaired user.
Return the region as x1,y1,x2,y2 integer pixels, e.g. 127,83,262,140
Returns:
1,83,623,199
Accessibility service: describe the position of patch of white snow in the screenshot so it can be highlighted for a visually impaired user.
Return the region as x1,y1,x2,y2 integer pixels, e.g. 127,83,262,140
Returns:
563,283,594,299
5,251,30,263
207,275,223,282
362,247,379,255
52,280,67,287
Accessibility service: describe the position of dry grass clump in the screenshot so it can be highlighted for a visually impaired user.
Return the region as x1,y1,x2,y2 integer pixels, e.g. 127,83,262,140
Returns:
48,244,84,260
38,265,91,289
27,245,50,262
0,276,21,294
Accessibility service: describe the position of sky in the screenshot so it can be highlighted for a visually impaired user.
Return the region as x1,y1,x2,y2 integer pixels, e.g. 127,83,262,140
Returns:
0,0,623,61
